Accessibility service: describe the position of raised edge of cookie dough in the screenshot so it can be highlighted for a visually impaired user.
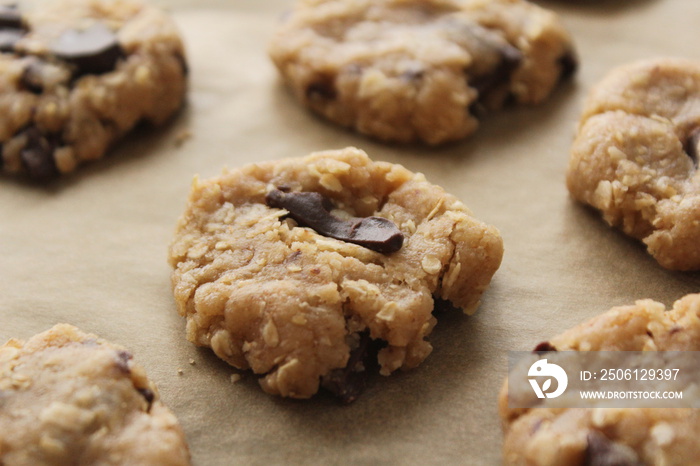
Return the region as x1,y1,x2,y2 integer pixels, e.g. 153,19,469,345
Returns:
499,294,700,466
168,147,504,400
567,57,700,271
0,324,191,465
0,0,188,181
269,0,577,145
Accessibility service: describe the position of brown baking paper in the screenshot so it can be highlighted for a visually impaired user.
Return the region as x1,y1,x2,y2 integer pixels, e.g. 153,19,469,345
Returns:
2,0,699,464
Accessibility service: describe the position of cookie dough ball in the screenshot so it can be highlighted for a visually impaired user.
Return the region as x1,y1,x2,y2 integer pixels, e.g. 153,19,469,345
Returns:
169,147,504,399
0,0,187,181
567,58,700,270
0,324,191,465
269,0,577,145
499,294,700,466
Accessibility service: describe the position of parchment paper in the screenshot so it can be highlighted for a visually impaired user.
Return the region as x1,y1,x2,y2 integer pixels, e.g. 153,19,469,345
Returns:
2,1,699,464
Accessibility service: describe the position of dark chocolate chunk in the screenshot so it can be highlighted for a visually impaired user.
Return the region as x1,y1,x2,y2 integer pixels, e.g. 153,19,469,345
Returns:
51,23,124,75
533,342,557,353
531,419,544,434
0,5,23,30
400,68,425,83
558,50,579,82
306,75,337,101
322,332,384,404
685,127,700,166
584,431,643,466
19,127,57,180
137,387,155,410
0,5,26,53
471,44,523,99
115,350,133,374
432,297,461,314
266,189,404,254
0,28,22,52
20,59,44,93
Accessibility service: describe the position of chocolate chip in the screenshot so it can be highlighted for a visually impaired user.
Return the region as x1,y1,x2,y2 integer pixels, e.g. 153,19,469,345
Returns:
471,44,523,100
400,68,425,83
19,127,57,180
685,128,700,166
20,59,44,94
433,298,461,314
558,50,579,82
584,431,643,466
0,27,22,52
137,387,155,410
306,76,336,101
115,350,133,373
0,5,26,53
533,342,557,353
0,5,23,30
531,419,544,433
266,189,404,254
322,332,384,404
51,23,124,75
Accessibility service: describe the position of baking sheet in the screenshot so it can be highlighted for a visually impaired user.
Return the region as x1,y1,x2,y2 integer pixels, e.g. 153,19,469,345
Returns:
2,0,700,464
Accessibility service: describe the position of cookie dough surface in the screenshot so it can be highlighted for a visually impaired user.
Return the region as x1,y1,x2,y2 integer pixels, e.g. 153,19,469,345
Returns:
269,0,577,145
169,147,504,399
567,58,700,271
499,294,700,466
0,324,191,466
0,0,187,180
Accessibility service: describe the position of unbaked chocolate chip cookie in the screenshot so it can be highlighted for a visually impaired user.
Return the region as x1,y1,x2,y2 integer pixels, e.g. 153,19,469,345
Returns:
499,294,700,465
169,147,504,400
0,0,187,181
567,58,700,271
0,324,191,465
269,0,577,145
